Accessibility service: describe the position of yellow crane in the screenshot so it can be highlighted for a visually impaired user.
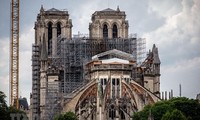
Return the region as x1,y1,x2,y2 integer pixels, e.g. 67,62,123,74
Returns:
10,0,20,109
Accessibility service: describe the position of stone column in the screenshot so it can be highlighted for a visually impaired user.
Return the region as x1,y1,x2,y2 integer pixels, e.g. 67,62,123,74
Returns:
52,26,57,57
116,99,119,120
118,27,122,38
120,77,122,98
108,28,112,39
88,101,91,120
40,71,47,120
125,27,128,38
45,27,48,52
79,103,82,120
61,26,65,38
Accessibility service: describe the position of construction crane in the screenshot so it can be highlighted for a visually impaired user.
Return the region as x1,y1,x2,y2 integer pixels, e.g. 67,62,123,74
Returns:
10,0,20,109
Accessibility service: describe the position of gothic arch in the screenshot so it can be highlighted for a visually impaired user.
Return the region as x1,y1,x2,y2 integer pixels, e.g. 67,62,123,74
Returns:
112,23,118,38
47,22,53,55
45,20,56,27
56,22,62,37
103,24,108,39
55,20,64,27
100,21,111,29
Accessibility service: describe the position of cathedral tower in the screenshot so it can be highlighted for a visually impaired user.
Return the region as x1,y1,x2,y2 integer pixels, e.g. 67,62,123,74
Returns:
32,6,72,120
34,6,72,57
89,7,129,39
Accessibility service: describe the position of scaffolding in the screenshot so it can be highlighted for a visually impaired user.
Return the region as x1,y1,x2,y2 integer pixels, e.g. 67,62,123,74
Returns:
51,37,138,94
45,67,62,120
137,38,146,65
31,44,40,119
32,35,146,119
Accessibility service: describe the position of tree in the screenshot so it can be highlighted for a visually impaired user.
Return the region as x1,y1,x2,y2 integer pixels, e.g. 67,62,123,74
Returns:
54,111,78,120
0,91,9,120
0,91,28,120
151,102,173,120
161,109,187,120
161,111,171,120
132,97,200,120
169,97,200,120
132,105,152,120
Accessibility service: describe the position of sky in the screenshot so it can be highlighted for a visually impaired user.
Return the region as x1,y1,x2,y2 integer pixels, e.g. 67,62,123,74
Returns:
0,0,200,105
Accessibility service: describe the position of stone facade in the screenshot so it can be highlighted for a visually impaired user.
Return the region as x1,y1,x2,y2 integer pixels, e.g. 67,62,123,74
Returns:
89,7,129,39
141,44,161,97
31,6,161,120
32,6,72,120
62,50,160,120
34,6,72,57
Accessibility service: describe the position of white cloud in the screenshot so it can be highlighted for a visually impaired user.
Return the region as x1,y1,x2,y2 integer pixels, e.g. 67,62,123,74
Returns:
144,0,200,61
148,0,182,17
144,0,200,98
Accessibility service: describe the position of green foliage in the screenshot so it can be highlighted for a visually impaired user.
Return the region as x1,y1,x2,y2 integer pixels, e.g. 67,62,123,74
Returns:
54,111,78,120
169,97,200,120
0,91,9,120
132,97,200,120
0,91,7,108
161,109,187,120
187,116,193,120
132,105,151,120
0,91,28,120
151,101,173,120
161,111,171,120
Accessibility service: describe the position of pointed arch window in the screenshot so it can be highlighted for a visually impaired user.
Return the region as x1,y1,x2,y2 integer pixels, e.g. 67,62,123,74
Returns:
48,22,52,55
57,23,61,37
112,24,118,38
103,24,108,39
109,105,116,119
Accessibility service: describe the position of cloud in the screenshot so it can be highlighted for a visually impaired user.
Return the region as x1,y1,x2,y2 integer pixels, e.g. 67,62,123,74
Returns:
148,0,182,17
19,26,34,104
0,38,10,103
143,0,200,98
0,26,34,104
144,0,200,63
161,57,200,98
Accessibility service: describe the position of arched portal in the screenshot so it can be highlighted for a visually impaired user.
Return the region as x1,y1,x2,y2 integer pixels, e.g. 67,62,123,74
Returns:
103,24,108,39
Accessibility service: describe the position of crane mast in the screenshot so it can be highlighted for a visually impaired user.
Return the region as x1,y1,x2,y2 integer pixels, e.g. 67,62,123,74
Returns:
10,0,20,109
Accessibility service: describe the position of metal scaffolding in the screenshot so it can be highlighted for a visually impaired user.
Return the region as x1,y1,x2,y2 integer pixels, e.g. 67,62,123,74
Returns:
137,38,146,65
32,35,146,119
31,44,40,119
51,37,138,94
45,67,62,120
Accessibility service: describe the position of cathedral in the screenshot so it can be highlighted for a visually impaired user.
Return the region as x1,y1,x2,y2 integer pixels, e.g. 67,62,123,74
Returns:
30,6,161,120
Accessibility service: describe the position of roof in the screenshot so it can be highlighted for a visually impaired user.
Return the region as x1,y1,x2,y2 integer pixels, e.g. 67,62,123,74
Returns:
19,97,29,110
46,8,61,12
152,44,161,64
92,49,135,61
102,58,129,64
101,8,116,12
